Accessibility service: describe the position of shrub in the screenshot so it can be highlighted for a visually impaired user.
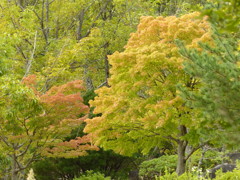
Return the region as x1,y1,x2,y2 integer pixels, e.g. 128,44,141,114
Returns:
139,155,177,179
74,170,111,180
156,163,240,180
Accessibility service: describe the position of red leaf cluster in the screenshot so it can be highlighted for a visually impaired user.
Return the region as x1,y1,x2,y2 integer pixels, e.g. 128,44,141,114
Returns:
22,75,97,158
43,136,99,158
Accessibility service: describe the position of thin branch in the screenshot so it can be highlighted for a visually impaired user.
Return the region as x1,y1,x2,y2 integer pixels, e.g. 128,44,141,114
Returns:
97,81,108,89
24,31,38,77
185,142,209,161
163,135,179,143
16,140,32,158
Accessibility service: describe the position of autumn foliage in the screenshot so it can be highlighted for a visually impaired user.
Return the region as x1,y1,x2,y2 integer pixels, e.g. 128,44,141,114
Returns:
3,0,238,178
23,75,98,157
84,12,211,163
0,75,99,179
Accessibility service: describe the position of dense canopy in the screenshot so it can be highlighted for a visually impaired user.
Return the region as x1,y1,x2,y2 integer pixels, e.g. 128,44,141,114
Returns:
0,0,239,179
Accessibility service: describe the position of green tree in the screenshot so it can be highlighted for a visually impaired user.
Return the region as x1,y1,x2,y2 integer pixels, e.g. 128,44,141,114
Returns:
0,0,208,91
146,0,208,16
0,0,157,91
201,0,240,33
178,33,240,145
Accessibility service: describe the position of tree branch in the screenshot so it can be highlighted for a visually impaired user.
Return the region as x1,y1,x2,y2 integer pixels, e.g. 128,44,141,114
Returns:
24,31,38,77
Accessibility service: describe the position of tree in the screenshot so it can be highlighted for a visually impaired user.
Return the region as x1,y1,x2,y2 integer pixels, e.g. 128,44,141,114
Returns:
176,0,240,148
84,12,212,175
0,75,96,179
146,0,208,16
0,0,157,91
0,0,208,92
201,0,240,33
178,33,240,145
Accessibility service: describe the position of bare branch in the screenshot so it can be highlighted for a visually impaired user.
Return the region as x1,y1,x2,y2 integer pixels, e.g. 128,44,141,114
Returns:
24,31,38,77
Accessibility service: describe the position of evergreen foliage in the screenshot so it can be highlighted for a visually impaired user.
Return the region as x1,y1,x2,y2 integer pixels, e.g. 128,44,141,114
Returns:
177,33,240,144
201,0,240,33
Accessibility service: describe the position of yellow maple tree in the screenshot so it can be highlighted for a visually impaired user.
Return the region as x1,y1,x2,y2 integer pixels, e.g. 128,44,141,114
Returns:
84,12,212,175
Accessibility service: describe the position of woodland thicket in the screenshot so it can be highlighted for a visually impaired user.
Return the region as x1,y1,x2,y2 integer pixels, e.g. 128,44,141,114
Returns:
0,0,239,180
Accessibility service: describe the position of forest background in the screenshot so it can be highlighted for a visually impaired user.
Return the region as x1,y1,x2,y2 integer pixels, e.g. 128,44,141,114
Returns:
0,0,239,179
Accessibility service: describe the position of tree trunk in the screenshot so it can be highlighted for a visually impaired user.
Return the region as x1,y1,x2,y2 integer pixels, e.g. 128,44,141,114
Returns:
176,125,187,176
11,155,18,180
85,76,94,90
103,41,110,87
18,0,24,8
176,140,186,175
83,65,94,90
104,55,109,86
77,9,85,40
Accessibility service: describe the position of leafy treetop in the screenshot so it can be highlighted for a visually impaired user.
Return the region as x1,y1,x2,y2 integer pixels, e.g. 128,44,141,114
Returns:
84,12,212,156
